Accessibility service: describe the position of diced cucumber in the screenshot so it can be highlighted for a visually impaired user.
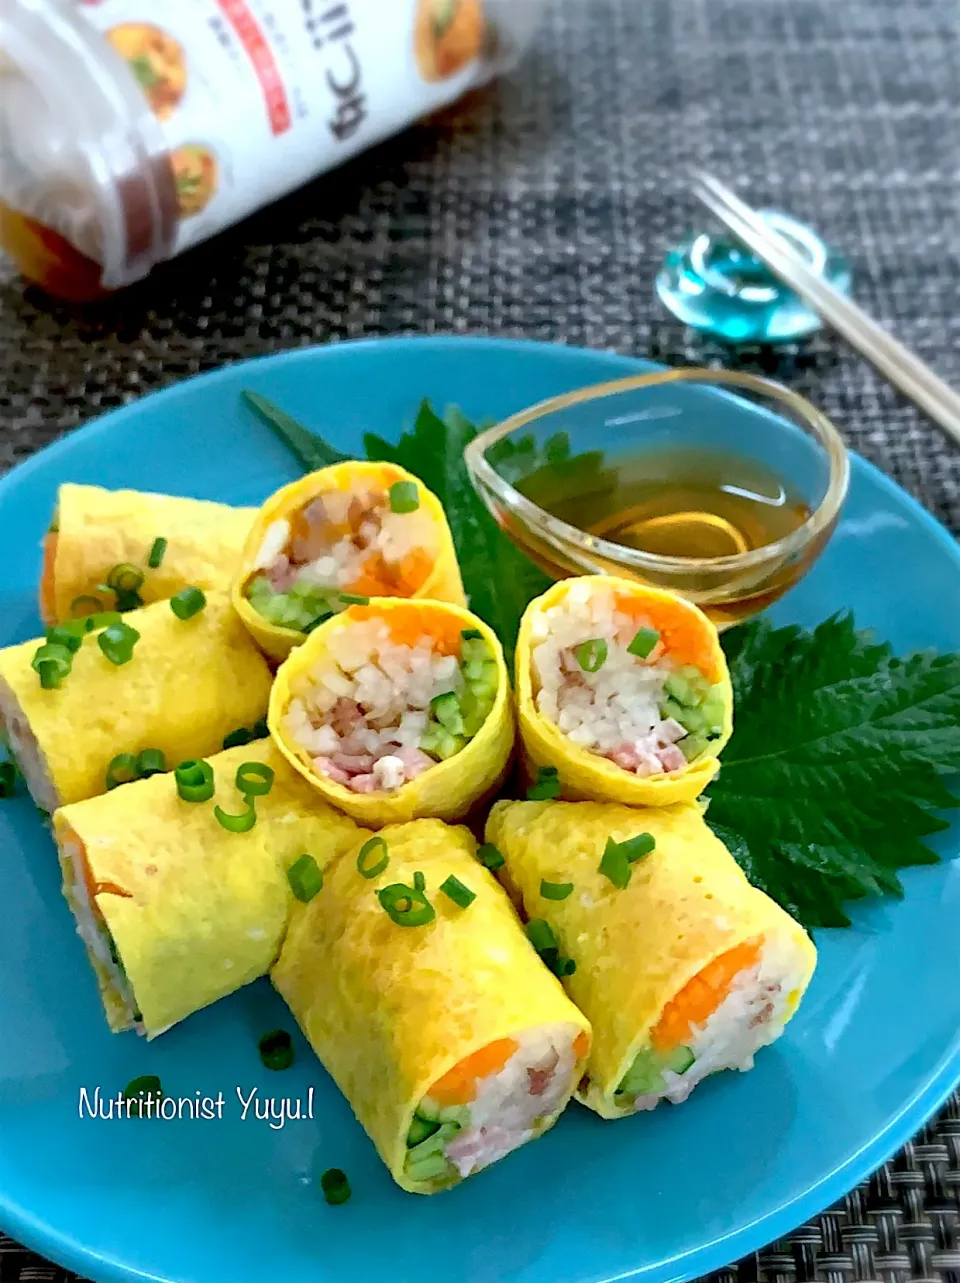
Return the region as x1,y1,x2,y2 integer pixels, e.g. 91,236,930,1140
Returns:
680,733,708,761
617,1048,666,1098
666,1045,695,1074
417,1097,468,1124
406,1120,461,1165
700,688,726,735
406,1115,441,1147
660,697,690,726
460,637,490,666
431,691,465,736
459,689,491,738
664,673,695,705
406,1151,455,1182
420,725,466,760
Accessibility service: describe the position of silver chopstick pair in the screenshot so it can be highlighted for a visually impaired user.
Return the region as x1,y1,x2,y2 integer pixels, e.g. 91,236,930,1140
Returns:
690,170,960,450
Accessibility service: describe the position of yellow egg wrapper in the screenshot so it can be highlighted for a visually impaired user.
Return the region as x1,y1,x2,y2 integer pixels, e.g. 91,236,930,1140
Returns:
486,799,817,1119
271,819,591,1192
233,461,466,661
516,575,734,806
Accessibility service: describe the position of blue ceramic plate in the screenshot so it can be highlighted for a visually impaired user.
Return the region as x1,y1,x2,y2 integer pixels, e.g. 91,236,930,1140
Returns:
1,338,959,1283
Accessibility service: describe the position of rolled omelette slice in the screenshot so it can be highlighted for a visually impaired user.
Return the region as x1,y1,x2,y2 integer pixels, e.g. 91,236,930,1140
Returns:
0,592,273,811
269,597,514,826
272,818,591,1193
54,741,363,1037
516,575,733,806
41,483,255,625
486,799,816,1119
233,461,466,661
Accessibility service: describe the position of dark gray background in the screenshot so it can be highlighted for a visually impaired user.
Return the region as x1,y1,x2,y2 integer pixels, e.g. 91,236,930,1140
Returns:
1,0,959,1278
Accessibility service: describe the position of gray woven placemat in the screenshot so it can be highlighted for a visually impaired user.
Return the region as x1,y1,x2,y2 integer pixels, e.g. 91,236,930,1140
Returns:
1,0,959,1279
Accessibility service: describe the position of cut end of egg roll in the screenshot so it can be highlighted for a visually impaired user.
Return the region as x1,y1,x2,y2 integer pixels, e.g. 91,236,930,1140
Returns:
233,461,466,661
54,742,363,1038
486,799,816,1119
272,819,590,1192
515,575,733,807
41,483,255,626
268,598,514,825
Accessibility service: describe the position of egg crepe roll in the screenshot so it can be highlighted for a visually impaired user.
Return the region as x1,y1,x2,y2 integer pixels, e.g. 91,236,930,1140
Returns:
0,593,273,812
516,575,733,806
486,800,816,1119
54,742,363,1038
269,597,514,826
233,460,465,661
41,483,255,625
272,819,591,1193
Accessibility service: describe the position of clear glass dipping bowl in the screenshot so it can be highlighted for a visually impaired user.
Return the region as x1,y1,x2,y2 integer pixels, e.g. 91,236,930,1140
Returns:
464,368,850,627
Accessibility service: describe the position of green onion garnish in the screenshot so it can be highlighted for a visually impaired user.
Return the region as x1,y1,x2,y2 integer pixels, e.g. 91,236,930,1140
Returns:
439,874,475,909
575,638,608,673
628,626,660,659
413,870,425,892
619,832,656,863
31,642,73,689
540,878,574,900
105,563,145,611
105,753,139,790
222,727,254,750
170,586,206,620
98,621,140,666
461,628,483,641
477,843,505,871
554,955,577,977
70,594,103,617
356,836,389,879
388,480,420,513
46,624,84,654
320,1167,351,1205
214,798,257,832
235,762,274,797
0,761,18,798
337,593,370,606
175,759,215,803
526,766,561,801
378,881,436,928
147,537,167,569
258,1029,295,1071
136,748,167,778
123,1074,162,1116
252,716,269,739
598,837,633,889
525,919,557,955
288,853,324,903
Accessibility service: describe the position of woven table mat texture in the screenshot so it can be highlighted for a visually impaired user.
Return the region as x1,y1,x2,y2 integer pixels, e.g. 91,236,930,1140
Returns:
1,0,959,1279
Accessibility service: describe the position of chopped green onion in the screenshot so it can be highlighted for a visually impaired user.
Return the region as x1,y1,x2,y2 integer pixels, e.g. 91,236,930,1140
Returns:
540,878,574,901
123,1074,162,1116
31,642,73,689
407,1115,441,1146
356,836,389,879
461,628,483,641
46,624,84,654
0,761,18,798
222,726,254,750
170,586,206,620
575,638,608,673
477,843,505,871
288,853,324,903
527,766,560,801
175,759,215,803
252,716,269,739
98,621,140,666
378,881,436,928
525,919,557,955
619,832,656,863
107,563,145,594
413,870,426,892
439,874,476,909
105,753,140,790
337,593,370,606
235,762,274,797
628,626,660,659
70,594,104,617
598,837,633,890
431,691,464,736
320,1167,351,1205
258,1029,294,1071
147,537,167,569
388,479,420,513
554,955,577,977
214,798,257,833
136,748,167,778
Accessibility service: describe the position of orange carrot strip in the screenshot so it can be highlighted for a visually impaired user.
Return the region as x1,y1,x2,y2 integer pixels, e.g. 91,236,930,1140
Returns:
346,602,464,656
573,1030,590,1059
427,1037,520,1106
651,938,763,1053
613,591,720,679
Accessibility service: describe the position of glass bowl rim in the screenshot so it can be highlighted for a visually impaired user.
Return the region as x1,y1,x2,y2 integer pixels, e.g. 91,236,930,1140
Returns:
464,367,851,575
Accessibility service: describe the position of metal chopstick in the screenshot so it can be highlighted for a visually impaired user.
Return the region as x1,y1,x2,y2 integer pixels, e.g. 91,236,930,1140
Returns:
690,170,960,450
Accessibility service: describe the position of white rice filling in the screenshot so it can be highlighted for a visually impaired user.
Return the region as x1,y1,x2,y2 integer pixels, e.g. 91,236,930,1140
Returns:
528,582,692,776
283,618,462,792
0,676,61,814
252,487,438,592
619,933,806,1113
435,1025,580,1180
